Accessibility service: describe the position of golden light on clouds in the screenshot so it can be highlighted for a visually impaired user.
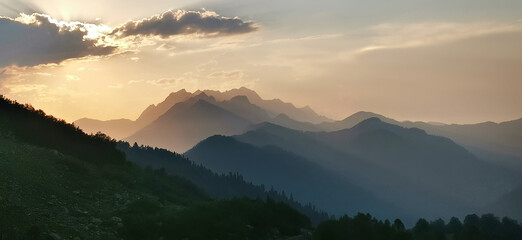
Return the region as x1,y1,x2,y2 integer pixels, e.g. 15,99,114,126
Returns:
0,1,521,124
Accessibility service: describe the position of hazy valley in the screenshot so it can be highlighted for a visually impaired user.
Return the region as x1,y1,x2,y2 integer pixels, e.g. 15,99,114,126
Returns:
72,88,522,224
2,1,522,238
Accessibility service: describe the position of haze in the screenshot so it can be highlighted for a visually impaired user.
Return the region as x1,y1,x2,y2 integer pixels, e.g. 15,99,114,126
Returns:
1,0,521,124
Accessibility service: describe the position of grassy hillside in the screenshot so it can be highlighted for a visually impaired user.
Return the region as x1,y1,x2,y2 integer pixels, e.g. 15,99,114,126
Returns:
0,132,204,239
0,96,311,239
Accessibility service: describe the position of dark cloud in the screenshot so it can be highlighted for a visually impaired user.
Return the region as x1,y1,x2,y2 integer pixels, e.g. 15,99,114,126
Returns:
111,10,257,38
0,13,116,67
0,10,256,68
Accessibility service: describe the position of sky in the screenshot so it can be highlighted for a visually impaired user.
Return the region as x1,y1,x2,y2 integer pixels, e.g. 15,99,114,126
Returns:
0,0,521,124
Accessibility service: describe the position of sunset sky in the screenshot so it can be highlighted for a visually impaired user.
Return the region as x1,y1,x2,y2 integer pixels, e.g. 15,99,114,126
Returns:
0,0,521,124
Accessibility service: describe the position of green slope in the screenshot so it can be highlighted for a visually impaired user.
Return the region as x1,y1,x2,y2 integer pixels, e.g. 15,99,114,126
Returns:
0,96,311,240
0,133,205,239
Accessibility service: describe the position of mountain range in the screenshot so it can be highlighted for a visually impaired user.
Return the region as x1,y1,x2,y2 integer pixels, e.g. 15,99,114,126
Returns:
72,87,522,223
3,89,522,238
74,87,330,143
319,111,522,170
230,118,520,222
74,88,522,163
125,95,252,152
185,135,405,220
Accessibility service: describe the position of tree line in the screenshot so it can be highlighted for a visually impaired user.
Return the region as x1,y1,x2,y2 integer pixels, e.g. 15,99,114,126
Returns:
314,213,522,240
0,95,125,165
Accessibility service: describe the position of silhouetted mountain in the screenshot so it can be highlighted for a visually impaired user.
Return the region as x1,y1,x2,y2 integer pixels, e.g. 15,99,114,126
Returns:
487,187,522,221
195,87,261,102
317,111,400,131
73,89,193,139
185,135,401,218
258,98,331,124
140,90,273,125
4,95,521,239
123,90,326,152
419,118,522,159
269,113,322,131
134,88,194,127
235,119,521,222
315,118,519,207
217,95,272,123
321,111,522,168
118,142,330,224
125,96,252,152
74,87,325,140
199,87,332,124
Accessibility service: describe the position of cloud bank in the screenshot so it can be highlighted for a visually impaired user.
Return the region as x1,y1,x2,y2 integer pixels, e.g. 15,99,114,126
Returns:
0,10,258,68
0,13,116,67
111,10,257,38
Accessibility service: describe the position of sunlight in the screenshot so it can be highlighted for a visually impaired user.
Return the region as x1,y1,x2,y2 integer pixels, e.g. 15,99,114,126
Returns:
1,1,521,239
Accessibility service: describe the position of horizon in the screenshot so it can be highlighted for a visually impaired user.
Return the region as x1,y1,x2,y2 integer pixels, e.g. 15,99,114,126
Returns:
2,1,522,238
67,87,522,125
1,0,522,124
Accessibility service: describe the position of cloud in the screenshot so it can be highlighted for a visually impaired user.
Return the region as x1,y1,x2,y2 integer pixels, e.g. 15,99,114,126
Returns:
127,79,144,84
145,74,198,89
208,70,244,79
33,72,53,76
356,21,522,54
111,10,257,38
4,83,47,93
146,77,184,86
0,10,257,68
156,43,175,51
108,84,123,89
0,13,117,67
65,75,80,81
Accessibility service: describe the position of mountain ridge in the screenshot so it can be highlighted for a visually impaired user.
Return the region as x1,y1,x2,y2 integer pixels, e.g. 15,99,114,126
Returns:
320,111,522,163
185,134,405,219
74,87,330,140
124,98,252,152
234,119,521,222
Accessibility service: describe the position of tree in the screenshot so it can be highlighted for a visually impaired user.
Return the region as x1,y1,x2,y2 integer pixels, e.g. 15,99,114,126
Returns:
393,219,406,231
413,218,430,239
446,217,462,234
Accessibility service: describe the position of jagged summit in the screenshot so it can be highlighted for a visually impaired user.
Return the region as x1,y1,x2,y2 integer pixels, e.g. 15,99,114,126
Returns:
229,95,251,104
75,87,332,140
301,105,314,111
193,92,217,102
